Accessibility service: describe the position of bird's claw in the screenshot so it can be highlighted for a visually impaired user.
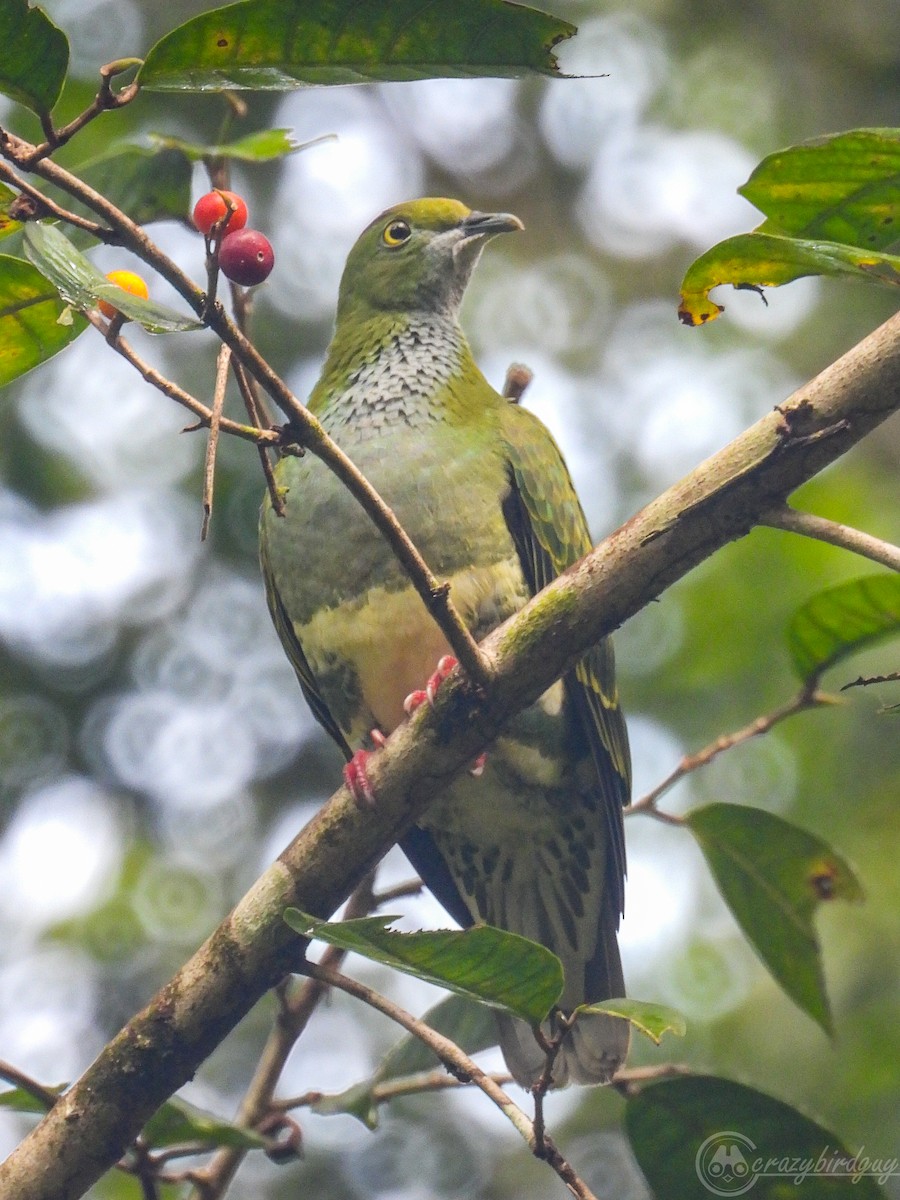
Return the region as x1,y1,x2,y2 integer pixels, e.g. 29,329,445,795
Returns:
403,655,458,715
402,657,488,778
343,750,376,809
343,729,386,809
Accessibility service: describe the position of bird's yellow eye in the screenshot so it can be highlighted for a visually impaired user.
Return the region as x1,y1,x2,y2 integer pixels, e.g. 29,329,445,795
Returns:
382,219,411,247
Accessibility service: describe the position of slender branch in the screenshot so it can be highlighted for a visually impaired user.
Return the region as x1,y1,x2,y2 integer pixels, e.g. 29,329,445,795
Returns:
89,313,280,445
201,346,230,541
0,135,491,689
372,877,424,905
762,504,900,572
303,961,599,1200
2,257,898,1200
609,1063,694,1098
22,59,141,165
626,685,832,820
231,357,284,516
0,1060,58,1112
276,1069,514,1114
841,671,900,691
0,158,115,239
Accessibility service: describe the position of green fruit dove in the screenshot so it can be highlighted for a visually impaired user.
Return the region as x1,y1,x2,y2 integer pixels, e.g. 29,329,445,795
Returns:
260,199,631,1087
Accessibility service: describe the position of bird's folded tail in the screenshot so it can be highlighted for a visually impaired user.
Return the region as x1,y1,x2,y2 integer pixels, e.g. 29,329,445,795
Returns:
495,910,629,1088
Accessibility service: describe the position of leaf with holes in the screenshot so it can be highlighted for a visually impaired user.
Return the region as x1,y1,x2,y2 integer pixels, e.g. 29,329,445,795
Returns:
743,128,900,249
678,127,900,324
686,804,863,1034
139,0,575,91
678,232,900,325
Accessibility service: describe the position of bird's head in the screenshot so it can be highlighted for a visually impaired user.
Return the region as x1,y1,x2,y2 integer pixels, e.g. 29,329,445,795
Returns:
336,198,523,322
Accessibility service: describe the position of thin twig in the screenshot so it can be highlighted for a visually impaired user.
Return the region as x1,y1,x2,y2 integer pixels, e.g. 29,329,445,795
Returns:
276,1069,514,1113
530,1023,564,1154
609,1062,694,1098
89,313,279,445
301,961,599,1200
0,158,116,239
201,345,231,540
841,671,900,691
762,505,900,573
21,59,141,165
0,1060,59,1111
0,135,491,690
626,685,832,820
231,357,284,515
372,878,424,906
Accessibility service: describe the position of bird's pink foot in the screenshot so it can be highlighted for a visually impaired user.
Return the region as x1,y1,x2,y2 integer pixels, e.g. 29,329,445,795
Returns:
343,728,387,808
403,655,458,715
403,656,488,778
343,750,376,809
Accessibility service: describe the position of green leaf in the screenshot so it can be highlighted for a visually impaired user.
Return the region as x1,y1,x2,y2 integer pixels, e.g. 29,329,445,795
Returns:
0,254,88,386
678,231,900,326
0,1084,65,1114
686,804,863,1034
626,1075,886,1200
149,128,329,163
77,145,193,227
787,574,900,684
285,911,564,1024
0,0,68,117
142,1096,266,1150
22,223,203,334
139,0,575,92
0,183,24,242
743,129,900,250
575,998,686,1045
678,127,900,324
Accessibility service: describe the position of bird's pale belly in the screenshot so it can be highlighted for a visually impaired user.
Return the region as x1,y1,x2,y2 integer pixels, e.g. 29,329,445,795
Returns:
292,553,528,744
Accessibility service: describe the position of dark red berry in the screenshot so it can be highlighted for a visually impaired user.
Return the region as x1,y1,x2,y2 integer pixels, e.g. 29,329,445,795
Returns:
218,229,275,286
192,190,248,237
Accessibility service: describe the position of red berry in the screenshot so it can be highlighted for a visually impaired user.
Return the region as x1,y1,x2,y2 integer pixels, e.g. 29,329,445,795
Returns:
192,189,248,237
218,229,275,286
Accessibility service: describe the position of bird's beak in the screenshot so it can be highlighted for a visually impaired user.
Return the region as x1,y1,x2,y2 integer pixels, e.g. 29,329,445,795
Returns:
458,210,525,239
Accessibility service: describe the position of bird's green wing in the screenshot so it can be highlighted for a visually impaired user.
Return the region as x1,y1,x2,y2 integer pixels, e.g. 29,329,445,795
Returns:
500,403,630,912
260,532,352,759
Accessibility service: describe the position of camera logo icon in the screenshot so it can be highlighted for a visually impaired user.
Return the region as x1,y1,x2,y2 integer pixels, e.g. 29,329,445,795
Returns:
696,1132,759,1195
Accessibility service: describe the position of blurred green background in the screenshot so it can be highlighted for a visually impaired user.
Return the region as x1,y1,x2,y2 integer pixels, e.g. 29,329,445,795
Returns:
0,0,898,1196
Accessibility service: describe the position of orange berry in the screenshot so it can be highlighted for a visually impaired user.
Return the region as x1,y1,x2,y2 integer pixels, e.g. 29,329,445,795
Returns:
192,189,249,237
98,270,149,319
